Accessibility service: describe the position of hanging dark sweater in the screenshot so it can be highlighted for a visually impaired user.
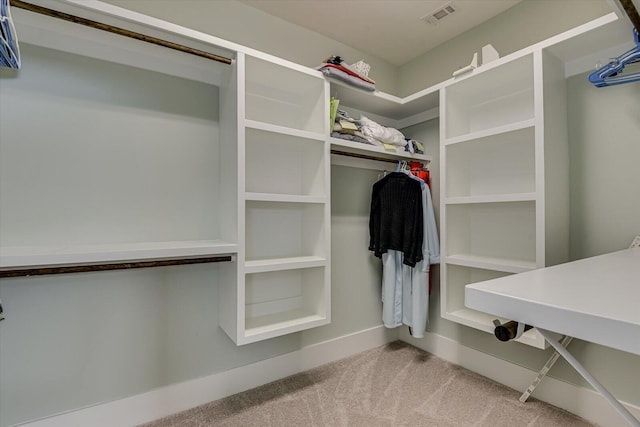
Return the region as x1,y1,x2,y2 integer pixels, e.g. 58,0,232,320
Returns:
369,172,423,267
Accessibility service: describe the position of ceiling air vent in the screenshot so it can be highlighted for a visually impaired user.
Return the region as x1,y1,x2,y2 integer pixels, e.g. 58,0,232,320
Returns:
421,2,458,25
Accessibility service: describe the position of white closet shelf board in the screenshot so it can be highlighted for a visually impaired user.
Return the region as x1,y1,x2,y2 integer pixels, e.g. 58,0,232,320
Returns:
244,120,325,141
445,193,537,205
443,119,536,146
330,138,432,163
243,193,326,204
244,311,328,341
444,308,547,348
244,256,326,274
444,255,536,274
466,248,640,356
330,80,442,121
0,241,237,270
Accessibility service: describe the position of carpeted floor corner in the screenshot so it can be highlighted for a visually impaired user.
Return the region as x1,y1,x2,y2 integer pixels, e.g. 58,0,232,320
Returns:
140,341,594,427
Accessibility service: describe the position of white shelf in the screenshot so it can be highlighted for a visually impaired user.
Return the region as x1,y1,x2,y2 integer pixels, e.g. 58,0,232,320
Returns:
244,119,325,141
244,193,326,204
444,125,536,198
444,254,536,274
445,193,536,205
244,256,326,273
0,240,238,270
245,55,326,134
443,54,535,139
443,119,536,146
330,80,442,121
444,308,547,349
243,266,328,342
445,201,537,265
244,311,328,340
245,126,326,197
245,201,325,261
330,137,432,162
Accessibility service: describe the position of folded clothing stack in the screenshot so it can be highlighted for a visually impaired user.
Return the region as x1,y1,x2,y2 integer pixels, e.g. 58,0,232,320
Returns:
318,56,375,92
331,109,371,145
331,110,426,155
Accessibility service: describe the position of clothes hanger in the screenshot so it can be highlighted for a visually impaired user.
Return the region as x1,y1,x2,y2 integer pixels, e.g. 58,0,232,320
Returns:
0,0,21,69
588,28,640,87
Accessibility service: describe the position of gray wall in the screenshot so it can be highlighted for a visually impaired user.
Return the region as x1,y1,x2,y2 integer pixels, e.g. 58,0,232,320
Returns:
398,0,611,95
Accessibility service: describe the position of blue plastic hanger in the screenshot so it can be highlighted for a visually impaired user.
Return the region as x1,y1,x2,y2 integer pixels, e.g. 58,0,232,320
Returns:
588,28,640,87
0,0,21,69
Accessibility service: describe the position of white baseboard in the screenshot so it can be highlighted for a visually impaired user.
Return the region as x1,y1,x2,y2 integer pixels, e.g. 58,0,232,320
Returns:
400,330,640,427
15,325,397,427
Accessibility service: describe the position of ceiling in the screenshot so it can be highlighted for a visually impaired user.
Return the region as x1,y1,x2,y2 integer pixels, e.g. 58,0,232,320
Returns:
237,0,524,66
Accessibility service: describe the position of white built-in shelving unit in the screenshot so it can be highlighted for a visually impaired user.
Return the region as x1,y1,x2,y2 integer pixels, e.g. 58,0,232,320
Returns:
439,50,564,349
436,10,634,347
217,54,331,344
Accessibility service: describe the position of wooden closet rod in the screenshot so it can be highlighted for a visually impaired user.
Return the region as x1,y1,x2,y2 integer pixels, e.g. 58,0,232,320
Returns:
619,0,640,34
330,149,429,165
11,0,233,65
0,256,233,278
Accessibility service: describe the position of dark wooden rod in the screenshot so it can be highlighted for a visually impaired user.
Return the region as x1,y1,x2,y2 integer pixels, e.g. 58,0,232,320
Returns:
331,149,429,165
0,256,233,278
11,0,233,65
619,0,640,34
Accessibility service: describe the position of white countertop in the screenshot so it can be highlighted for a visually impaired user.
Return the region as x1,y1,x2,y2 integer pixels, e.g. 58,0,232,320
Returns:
465,248,640,355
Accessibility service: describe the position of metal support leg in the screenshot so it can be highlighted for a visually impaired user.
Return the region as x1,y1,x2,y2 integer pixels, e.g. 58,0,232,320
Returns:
537,328,640,427
520,335,573,402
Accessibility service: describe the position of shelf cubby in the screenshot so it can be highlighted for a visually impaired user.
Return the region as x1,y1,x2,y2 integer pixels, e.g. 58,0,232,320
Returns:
442,263,548,349
245,127,326,197
443,54,535,139
446,201,536,265
245,201,325,261
244,267,328,339
245,55,326,134
443,264,512,316
445,126,536,198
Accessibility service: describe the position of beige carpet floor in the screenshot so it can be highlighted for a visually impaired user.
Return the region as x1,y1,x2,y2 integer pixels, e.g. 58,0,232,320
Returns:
141,341,594,427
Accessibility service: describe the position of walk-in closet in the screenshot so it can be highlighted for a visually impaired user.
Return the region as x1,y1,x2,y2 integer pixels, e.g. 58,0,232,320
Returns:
1,1,639,426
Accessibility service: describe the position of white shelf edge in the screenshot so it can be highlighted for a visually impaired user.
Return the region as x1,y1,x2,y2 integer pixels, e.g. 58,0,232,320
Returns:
243,193,326,204
444,308,547,349
0,240,238,270
244,256,326,273
330,137,432,162
443,118,536,146
444,254,536,274
331,77,444,106
329,81,442,122
245,119,325,141
445,193,537,205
